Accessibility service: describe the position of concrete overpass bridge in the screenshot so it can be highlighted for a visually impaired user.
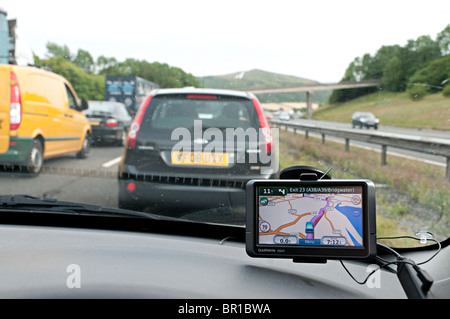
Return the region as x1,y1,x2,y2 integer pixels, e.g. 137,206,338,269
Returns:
247,80,381,119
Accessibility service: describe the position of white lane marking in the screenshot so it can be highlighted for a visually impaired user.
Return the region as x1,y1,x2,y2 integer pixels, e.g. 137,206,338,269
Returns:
102,156,122,168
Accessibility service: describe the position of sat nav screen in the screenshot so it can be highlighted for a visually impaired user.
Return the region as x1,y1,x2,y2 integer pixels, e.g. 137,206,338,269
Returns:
258,186,364,247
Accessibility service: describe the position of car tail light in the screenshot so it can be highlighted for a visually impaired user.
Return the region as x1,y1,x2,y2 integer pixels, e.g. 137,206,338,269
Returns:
105,118,118,127
126,182,136,192
252,97,273,154
10,71,22,130
127,95,152,149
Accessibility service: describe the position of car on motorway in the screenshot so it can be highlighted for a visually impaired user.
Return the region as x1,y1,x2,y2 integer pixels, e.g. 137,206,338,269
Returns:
279,111,291,121
84,101,132,146
0,1,449,304
264,111,273,120
118,87,278,216
0,64,91,174
352,112,379,129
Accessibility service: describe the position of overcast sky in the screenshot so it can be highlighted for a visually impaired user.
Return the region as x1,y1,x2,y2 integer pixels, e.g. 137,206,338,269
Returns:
2,0,450,83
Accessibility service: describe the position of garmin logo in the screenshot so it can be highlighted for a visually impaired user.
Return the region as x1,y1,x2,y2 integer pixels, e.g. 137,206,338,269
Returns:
258,248,276,253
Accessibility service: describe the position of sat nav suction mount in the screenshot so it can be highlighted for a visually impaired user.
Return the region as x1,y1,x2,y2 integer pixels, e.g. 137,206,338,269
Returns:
279,165,333,181
246,165,377,263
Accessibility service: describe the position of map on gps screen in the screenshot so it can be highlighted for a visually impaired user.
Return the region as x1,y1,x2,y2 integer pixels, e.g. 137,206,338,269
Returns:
258,186,363,247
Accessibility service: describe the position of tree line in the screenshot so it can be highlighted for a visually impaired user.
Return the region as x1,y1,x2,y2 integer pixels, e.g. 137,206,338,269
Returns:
329,24,450,103
34,43,201,101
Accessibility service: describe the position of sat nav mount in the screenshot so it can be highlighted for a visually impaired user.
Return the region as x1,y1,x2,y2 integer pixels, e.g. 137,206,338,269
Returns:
246,165,377,263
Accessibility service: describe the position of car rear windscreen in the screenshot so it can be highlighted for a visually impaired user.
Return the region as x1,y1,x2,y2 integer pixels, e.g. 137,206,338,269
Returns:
141,94,258,131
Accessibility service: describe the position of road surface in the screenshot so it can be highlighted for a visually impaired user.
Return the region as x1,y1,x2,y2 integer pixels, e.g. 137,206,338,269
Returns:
0,144,123,208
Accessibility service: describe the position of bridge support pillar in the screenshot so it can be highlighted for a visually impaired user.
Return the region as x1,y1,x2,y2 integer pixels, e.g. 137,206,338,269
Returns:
306,91,313,120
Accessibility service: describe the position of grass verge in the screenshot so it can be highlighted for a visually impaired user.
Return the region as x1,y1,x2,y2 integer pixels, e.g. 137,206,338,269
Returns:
278,128,449,247
313,91,450,131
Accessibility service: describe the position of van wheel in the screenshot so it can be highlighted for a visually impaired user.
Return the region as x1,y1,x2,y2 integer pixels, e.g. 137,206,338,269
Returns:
25,139,43,175
77,133,91,159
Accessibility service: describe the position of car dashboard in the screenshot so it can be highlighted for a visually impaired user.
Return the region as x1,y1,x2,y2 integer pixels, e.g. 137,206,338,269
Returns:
0,212,448,300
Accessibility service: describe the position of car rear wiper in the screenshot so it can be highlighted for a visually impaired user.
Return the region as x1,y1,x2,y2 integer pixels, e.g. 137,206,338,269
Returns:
0,195,172,220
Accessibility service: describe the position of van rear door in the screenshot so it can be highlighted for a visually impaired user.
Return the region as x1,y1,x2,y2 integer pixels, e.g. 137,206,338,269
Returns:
0,67,10,153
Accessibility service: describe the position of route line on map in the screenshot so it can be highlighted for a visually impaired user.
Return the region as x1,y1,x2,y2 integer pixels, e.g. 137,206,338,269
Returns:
260,212,311,237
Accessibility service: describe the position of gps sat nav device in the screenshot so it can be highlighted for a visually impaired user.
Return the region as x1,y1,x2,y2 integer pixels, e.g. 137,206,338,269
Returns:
246,166,377,263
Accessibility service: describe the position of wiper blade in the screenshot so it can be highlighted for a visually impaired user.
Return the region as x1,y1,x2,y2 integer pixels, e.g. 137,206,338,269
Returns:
0,195,165,220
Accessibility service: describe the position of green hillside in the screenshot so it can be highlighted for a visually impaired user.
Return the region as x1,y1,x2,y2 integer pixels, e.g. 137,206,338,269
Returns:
197,69,317,89
197,69,332,104
314,91,450,130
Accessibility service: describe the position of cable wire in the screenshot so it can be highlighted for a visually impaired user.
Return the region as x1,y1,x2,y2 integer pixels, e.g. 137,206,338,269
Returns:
376,236,442,265
341,235,442,286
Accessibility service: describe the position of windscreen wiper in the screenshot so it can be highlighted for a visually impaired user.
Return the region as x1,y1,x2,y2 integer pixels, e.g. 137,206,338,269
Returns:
0,194,169,220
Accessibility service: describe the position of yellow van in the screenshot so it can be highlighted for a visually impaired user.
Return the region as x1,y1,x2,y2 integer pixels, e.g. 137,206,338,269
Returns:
0,64,92,174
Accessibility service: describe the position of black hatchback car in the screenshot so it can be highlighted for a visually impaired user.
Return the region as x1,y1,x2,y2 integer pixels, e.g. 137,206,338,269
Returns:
85,101,133,145
118,88,278,218
351,112,379,129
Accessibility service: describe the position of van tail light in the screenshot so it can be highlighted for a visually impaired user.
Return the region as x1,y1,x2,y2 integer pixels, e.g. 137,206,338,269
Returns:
252,97,273,154
127,95,152,149
10,71,22,130
105,118,118,127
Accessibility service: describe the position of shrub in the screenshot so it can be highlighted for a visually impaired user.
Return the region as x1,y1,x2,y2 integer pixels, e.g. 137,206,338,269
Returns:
407,84,429,101
443,84,450,97
407,55,450,93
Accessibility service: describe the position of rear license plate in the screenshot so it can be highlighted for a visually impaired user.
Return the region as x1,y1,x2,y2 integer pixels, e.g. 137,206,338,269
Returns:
89,121,100,126
171,151,229,166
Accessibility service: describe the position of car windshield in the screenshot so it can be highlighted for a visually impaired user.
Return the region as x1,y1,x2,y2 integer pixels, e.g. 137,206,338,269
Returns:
0,0,449,249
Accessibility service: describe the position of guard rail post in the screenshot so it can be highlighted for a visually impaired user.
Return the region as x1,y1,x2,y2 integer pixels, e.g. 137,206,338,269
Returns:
381,145,387,166
447,156,450,179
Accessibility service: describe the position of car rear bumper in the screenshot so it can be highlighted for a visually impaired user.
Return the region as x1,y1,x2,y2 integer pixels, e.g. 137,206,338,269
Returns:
91,126,124,142
118,177,246,216
118,161,278,217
